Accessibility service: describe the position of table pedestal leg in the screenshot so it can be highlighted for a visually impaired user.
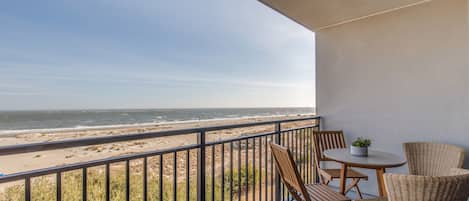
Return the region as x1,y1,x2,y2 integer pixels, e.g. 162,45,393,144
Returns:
339,163,348,195
376,168,386,197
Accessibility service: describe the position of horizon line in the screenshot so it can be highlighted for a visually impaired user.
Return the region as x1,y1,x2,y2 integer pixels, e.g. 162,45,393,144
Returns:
0,106,316,112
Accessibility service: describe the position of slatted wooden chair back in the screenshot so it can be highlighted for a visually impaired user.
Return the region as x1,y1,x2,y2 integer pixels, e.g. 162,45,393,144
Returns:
270,142,311,201
312,131,346,167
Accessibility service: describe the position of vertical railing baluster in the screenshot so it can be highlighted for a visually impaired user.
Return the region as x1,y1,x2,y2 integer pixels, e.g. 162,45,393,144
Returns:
280,132,285,201
186,150,190,201
174,152,177,201
211,146,215,201
288,131,292,184
159,155,163,201
300,129,304,180
303,129,307,181
221,143,225,201
300,129,306,180
83,168,87,201
287,131,292,199
315,118,321,183
230,142,233,201
106,164,110,201
25,177,31,201
295,130,299,170
305,128,311,183
252,138,256,201
274,122,281,201
270,135,274,201
305,129,308,183
315,124,319,183
258,138,262,201
283,132,290,201
144,158,148,201
238,141,241,201
309,128,316,183
126,161,130,201
310,128,314,184
308,128,315,183
245,139,248,201
264,136,268,201
304,129,307,180
197,131,206,201
57,172,62,201
297,129,301,182
287,131,293,201
309,128,312,183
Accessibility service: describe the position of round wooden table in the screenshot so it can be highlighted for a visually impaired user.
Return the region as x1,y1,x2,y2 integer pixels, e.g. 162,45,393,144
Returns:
323,148,406,197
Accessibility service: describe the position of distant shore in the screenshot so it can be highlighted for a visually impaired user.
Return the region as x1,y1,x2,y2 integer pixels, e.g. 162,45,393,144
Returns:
0,114,315,174
0,113,314,136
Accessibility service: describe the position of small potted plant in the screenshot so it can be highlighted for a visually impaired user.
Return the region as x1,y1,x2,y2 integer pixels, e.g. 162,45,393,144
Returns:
351,137,371,157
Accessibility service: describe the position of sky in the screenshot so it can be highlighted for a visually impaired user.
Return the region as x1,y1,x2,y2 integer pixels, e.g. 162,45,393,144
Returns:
0,0,316,110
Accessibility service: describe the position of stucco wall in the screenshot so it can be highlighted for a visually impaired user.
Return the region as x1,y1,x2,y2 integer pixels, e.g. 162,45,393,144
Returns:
316,0,469,195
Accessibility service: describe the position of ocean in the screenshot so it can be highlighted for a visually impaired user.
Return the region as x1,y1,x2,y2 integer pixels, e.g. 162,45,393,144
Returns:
0,107,314,134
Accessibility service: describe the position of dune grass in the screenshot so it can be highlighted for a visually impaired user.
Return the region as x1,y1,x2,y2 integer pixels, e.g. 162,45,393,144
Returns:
0,165,259,201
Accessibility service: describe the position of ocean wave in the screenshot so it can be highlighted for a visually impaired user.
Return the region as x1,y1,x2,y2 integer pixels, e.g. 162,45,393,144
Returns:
0,113,315,136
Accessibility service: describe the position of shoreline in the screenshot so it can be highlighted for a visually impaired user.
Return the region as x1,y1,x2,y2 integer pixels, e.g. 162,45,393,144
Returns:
0,113,315,137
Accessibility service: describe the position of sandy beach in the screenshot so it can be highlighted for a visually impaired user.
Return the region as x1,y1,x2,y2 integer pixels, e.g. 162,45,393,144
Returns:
0,115,316,175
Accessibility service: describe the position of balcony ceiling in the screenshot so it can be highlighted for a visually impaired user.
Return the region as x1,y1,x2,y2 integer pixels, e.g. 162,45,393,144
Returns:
259,0,431,31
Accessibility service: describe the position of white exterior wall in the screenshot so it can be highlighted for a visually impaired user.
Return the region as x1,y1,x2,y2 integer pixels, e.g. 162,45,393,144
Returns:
316,0,469,195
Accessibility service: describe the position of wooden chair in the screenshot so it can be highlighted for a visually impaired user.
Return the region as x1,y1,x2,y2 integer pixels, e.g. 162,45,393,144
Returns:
403,142,466,176
270,143,350,201
312,130,368,199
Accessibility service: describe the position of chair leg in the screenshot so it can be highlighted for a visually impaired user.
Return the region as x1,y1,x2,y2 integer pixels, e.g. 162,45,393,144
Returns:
345,178,362,198
320,174,331,185
354,185,363,199
319,175,325,184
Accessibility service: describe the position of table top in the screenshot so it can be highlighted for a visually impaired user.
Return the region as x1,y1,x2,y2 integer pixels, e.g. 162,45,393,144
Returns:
323,148,407,169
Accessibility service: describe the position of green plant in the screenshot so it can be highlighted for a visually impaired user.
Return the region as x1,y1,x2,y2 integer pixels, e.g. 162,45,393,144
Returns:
224,166,257,196
0,165,262,201
351,137,371,148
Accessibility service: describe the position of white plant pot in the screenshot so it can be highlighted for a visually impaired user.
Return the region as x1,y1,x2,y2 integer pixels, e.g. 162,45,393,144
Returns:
350,146,368,157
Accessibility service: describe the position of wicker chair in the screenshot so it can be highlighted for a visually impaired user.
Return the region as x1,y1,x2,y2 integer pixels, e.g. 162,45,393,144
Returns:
269,143,350,201
450,167,469,176
360,169,469,201
384,173,469,201
450,168,469,201
312,131,368,199
403,142,466,176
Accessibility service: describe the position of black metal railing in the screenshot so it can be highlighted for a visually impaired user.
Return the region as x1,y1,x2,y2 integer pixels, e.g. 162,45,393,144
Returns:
0,116,320,201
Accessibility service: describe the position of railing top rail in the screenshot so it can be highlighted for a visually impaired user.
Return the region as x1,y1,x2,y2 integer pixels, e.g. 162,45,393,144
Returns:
0,116,320,156
0,143,201,183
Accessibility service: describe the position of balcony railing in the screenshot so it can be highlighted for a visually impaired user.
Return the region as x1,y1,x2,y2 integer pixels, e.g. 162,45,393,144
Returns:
0,116,320,201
